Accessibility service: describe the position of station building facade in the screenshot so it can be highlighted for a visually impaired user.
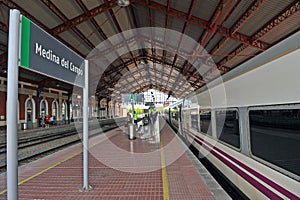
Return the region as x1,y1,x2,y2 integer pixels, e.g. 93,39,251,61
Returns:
0,76,122,130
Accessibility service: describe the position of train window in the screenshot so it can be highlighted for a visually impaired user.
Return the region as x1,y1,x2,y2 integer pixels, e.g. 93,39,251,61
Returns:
191,109,200,132
216,110,240,148
249,108,300,178
171,108,178,121
200,110,212,135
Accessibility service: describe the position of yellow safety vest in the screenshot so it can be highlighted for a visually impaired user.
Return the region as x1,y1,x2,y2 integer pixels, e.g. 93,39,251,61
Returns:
134,113,138,120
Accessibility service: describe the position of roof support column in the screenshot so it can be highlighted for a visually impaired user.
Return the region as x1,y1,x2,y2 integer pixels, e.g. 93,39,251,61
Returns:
36,85,44,127
97,97,101,119
67,92,72,124
106,98,110,118
113,101,116,118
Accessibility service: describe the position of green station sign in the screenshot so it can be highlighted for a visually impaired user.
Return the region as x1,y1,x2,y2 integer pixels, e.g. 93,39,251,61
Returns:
20,16,85,87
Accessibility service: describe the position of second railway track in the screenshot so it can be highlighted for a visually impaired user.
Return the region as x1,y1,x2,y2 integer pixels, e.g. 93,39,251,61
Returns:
0,118,126,173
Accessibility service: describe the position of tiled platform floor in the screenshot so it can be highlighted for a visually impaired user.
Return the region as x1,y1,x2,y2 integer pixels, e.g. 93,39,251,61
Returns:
0,118,229,199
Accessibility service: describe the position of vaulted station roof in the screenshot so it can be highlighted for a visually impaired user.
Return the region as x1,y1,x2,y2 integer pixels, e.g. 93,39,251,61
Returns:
1,0,300,101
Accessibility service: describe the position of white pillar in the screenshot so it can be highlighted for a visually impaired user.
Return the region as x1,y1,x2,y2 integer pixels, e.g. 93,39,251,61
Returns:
82,60,92,191
6,9,20,200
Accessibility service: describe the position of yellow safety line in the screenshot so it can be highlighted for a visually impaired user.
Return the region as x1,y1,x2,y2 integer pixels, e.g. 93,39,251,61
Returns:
0,132,118,195
160,134,170,200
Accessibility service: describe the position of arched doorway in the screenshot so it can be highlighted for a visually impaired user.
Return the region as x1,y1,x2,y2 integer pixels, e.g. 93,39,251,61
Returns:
26,99,33,129
40,99,48,117
70,103,73,121
61,102,67,123
52,100,58,123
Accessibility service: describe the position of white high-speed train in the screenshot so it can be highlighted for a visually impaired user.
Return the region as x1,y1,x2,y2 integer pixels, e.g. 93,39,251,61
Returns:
164,31,300,199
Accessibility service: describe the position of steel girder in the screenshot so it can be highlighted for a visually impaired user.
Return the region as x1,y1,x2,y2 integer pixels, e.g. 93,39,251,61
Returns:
232,0,267,35
109,16,138,88
136,0,269,51
40,0,95,49
97,54,202,95
181,0,231,77
133,84,179,97
169,0,197,94
76,0,108,40
106,2,143,86
129,4,138,28
115,67,194,99
201,0,235,48
210,0,245,54
102,0,141,90
1,0,49,31
210,0,266,56
163,0,173,92
196,0,300,89
119,65,178,84
119,78,188,98
50,0,127,36
146,55,194,77
77,0,138,93
252,0,300,41
130,4,152,84
218,0,300,69
75,0,137,94
146,0,160,86
200,0,292,86
1,0,85,57
0,22,8,32
100,57,174,86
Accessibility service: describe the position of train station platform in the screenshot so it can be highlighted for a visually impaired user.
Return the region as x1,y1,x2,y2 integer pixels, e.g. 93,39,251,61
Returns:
0,118,230,199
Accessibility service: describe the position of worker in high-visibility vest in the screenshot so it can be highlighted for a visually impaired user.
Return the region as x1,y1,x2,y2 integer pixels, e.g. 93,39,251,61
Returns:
133,111,138,125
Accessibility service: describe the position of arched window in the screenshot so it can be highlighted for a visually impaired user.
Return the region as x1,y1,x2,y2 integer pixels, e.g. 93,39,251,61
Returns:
52,101,58,118
70,104,73,120
62,102,67,120
40,99,48,117
27,99,33,111
25,98,36,129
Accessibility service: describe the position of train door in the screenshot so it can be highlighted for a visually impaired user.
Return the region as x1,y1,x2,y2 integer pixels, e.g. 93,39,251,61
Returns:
26,99,33,129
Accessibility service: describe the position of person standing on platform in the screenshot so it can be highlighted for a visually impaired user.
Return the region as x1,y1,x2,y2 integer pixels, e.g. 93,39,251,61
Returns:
50,115,54,126
45,115,50,128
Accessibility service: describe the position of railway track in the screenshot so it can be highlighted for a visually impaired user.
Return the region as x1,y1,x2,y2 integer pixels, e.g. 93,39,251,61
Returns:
0,118,126,173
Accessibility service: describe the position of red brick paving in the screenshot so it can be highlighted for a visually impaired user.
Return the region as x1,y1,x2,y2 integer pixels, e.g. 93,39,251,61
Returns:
0,121,215,199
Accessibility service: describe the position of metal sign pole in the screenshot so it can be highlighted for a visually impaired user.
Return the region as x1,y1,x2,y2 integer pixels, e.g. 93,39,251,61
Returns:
131,99,135,125
131,94,136,125
6,9,20,200
82,60,92,191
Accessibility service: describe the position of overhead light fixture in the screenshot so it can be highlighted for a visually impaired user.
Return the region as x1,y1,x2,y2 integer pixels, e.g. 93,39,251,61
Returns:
139,59,146,65
117,0,130,7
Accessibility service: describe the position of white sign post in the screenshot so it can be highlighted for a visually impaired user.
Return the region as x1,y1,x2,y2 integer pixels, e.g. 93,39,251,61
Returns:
82,60,93,191
6,9,20,200
6,9,92,199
